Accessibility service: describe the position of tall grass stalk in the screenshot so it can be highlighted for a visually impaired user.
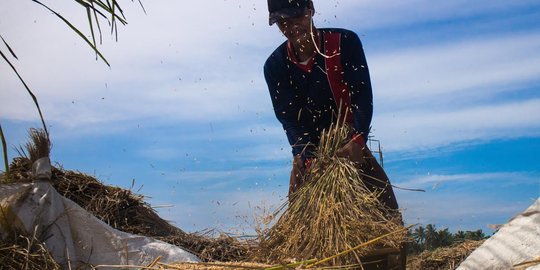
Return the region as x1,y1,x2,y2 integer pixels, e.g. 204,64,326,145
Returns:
0,124,9,182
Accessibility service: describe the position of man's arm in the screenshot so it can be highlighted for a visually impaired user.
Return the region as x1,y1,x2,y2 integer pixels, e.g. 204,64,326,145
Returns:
341,31,373,143
264,59,312,157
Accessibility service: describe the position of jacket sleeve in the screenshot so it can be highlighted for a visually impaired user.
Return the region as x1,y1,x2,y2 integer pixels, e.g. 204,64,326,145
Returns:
264,59,313,157
341,31,373,143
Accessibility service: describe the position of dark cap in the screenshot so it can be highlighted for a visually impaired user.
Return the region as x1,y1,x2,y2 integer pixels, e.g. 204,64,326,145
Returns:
268,0,310,25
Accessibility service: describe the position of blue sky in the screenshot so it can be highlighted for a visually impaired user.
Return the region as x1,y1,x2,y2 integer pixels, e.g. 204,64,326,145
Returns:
1,0,539,235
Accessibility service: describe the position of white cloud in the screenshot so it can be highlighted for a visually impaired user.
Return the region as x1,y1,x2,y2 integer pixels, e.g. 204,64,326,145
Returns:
161,167,288,185
3,2,539,139
389,170,539,231
0,0,276,125
395,171,540,189
394,171,539,230
373,98,540,151
151,189,286,234
398,191,534,231
150,170,540,233
369,32,540,105
317,0,540,30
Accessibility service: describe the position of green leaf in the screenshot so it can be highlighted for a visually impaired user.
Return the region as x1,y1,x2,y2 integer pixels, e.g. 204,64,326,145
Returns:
91,1,104,44
0,35,18,60
137,0,147,15
86,6,98,60
111,0,118,40
31,0,110,66
0,49,49,143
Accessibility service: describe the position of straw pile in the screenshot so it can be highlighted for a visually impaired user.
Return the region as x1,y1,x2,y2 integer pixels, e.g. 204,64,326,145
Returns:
163,229,252,262
0,232,60,270
2,128,251,263
255,124,405,266
6,156,249,262
407,240,484,270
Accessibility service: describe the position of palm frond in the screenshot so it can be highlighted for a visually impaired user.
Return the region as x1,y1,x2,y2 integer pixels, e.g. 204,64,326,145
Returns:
91,1,104,44
31,0,111,66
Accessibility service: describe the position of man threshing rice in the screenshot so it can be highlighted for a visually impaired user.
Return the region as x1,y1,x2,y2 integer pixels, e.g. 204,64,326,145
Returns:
263,0,399,210
261,1,406,268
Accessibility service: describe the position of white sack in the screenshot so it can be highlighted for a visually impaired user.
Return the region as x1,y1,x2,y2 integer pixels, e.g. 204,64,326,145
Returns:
31,157,52,180
0,181,200,269
457,198,540,270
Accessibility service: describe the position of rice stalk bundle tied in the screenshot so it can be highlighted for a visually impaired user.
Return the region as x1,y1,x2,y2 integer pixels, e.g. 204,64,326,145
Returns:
256,123,405,266
24,128,50,163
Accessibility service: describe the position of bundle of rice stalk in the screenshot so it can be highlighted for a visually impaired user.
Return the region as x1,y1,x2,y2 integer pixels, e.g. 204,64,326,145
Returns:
24,128,50,163
256,123,405,266
16,128,52,181
0,233,61,270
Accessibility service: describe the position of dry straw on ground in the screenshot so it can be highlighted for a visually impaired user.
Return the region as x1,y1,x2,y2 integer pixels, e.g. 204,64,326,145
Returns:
255,123,406,267
156,261,271,270
0,232,61,270
2,128,250,266
5,156,250,264
407,240,484,270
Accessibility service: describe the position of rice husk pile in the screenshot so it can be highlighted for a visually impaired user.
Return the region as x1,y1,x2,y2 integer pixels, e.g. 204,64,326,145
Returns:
5,157,250,262
407,240,484,270
255,124,405,266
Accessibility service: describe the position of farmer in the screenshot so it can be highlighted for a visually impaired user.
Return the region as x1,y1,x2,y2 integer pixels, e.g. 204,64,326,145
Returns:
263,0,399,211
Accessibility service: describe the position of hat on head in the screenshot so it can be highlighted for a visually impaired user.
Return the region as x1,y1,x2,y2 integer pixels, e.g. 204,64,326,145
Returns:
267,0,310,25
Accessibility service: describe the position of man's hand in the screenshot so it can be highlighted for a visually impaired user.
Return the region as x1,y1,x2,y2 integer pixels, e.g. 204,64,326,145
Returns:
336,135,365,164
289,155,306,195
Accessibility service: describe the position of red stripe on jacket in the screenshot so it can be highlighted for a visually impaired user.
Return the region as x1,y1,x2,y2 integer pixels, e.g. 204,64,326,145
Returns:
324,32,353,125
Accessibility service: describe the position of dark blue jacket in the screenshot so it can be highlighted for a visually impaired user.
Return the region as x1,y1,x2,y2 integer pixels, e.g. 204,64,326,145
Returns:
264,28,373,157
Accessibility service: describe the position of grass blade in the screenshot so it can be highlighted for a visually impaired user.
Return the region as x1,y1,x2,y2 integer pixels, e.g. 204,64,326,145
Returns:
31,0,110,66
75,0,111,21
0,35,18,59
91,1,104,44
0,49,49,141
86,6,98,60
98,0,127,24
111,0,127,21
110,0,117,37
0,123,9,182
137,0,147,14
